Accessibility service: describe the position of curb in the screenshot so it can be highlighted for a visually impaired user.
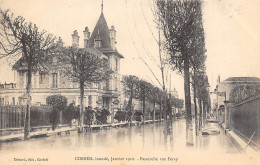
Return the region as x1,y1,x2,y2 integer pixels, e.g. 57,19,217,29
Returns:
218,122,258,155
226,130,257,155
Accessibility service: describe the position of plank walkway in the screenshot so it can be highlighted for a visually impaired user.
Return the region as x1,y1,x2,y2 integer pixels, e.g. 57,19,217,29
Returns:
0,126,77,142
0,119,163,142
83,119,162,131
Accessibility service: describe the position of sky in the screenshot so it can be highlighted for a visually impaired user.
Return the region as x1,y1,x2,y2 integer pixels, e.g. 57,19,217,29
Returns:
0,0,260,100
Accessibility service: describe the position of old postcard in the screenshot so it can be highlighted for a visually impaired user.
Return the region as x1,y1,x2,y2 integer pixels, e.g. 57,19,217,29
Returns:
0,0,259,165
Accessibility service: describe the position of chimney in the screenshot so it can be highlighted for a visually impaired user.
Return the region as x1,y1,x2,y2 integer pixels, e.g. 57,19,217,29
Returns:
110,26,116,50
72,30,80,47
83,27,90,48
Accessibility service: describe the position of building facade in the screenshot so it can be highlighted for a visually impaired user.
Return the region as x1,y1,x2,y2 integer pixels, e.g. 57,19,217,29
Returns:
212,76,260,109
0,11,124,121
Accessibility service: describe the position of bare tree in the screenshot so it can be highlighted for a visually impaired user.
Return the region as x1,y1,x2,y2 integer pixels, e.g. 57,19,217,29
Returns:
148,86,159,122
60,47,112,132
0,9,57,140
155,0,205,145
192,70,206,131
189,15,207,134
137,80,153,124
122,75,139,125
195,72,209,130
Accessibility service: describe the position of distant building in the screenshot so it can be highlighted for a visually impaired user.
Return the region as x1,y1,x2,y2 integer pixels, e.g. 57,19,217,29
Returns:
212,76,260,109
0,6,124,122
171,88,179,98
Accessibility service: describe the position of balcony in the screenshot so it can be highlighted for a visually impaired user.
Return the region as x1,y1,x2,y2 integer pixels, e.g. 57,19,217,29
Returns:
0,83,16,90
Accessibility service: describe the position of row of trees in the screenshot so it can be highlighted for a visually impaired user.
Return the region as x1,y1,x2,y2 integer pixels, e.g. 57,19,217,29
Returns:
0,9,111,139
123,75,184,125
155,0,210,145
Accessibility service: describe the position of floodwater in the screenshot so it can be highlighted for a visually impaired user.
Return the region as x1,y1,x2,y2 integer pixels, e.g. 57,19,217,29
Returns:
0,119,258,165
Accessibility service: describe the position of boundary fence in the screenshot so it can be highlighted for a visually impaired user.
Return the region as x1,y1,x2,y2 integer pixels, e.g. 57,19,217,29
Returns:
0,105,53,130
230,95,260,151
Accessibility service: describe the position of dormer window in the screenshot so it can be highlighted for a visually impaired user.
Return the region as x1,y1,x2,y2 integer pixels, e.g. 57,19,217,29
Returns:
94,40,101,48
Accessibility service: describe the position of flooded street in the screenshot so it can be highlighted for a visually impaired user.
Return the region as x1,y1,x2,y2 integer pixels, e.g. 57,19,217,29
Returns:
0,119,257,165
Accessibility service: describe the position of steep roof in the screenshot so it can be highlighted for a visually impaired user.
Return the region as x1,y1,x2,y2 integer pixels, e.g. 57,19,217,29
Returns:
225,77,260,82
12,57,26,71
13,13,123,71
88,13,111,49
12,47,108,71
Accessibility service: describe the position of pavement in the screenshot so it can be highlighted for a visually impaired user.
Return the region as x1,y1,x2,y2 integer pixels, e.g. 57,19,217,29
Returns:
0,120,162,142
0,126,77,142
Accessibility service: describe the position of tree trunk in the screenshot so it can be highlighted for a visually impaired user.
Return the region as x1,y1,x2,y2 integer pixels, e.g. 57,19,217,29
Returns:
198,97,202,131
142,98,145,124
153,100,156,122
193,86,198,136
159,100,162,121
203,101,207,126
193,71,198,135
129,90,133,125
79,80,84,132
168,96,173,125
184,59,193,146
24,68,32,140
163,93,167,137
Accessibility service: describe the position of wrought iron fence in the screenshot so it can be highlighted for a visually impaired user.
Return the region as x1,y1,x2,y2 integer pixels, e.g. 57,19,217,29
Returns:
0,105,53,129
230,95,260,151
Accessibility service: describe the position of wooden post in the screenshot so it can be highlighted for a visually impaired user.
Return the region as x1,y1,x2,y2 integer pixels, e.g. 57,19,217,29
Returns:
244,132,255,151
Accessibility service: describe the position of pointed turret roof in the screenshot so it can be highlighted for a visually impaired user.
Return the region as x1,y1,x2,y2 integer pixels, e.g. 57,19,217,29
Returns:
88,13,112,50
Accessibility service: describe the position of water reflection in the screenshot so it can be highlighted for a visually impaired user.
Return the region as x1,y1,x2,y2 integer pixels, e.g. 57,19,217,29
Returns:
0,119,238,155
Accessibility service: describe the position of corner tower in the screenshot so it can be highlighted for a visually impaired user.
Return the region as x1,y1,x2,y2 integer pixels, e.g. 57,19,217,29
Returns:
86,2,124,122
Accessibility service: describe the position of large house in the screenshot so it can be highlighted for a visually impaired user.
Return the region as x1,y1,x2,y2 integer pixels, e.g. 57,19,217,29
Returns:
0,9,124,121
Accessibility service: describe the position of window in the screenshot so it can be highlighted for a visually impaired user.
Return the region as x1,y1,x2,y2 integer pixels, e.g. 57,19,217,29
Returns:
114,77,118,91
19,72,24,76
39,72,45,84
88,96,92,107
105,80,110,90
12,97,15,105
52,73,58,88
115,58,118,71
94,40,101,48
